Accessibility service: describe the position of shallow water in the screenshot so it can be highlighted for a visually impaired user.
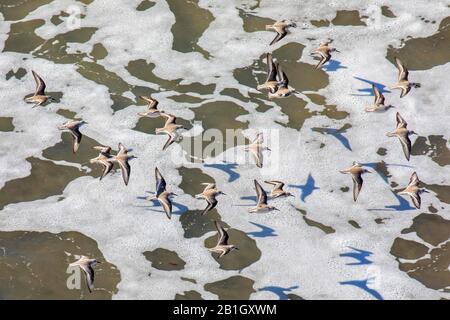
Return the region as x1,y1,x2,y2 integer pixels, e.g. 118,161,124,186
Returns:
0,0,449,300
0,230,120,299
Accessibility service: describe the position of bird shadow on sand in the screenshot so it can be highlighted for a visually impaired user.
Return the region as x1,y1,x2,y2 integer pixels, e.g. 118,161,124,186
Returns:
361,162,413,184
368,190,415,212
247,222,278,238
235,195,257,207
339,279,383,300
351,76,391,96
135,192,188,216
323,59,347,72
339,247,373,266
204,162,240,183
258,285,300,300
288,173,320,203
311,125,352,151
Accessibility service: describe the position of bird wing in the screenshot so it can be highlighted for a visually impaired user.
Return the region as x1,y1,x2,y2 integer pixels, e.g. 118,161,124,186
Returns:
252,133,264,144
254,179,268,205
373,84,385,105
140,96,158,109
93,145,111,154
269,27,287,45
265,180,284,191
315,50,330,69
32,70,46,96
400,86,411,98
161,113,177,126
276,65,289,87
214,221,229,246
409,172,419,187
159,193,173,219
351,173,363,202
266,53,278,82
79,263,95,293
162,133,176,151
69,127,82,153
117,142,128,156
202,197,218,215
398,134,412,161
396,112,408,129
99,159,113,180
117,158,131,186
251,146,263,168
410,193,421,209
155,167,167,197
395,57,409,81
202,183,216,192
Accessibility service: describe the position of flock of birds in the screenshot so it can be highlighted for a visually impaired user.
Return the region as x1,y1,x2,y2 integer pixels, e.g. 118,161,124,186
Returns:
21,18,430,294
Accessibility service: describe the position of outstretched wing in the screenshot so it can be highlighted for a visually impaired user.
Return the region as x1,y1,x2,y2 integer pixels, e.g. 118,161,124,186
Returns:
373,84,385,105
276,65,289,87
395,57,409,81
408,172,419,187
32,70,46,96
269,27,287,45
351,173,363,202
266,53,278,82
214,221,229,246
80,264,95,293
254,180,268,205
155,167,167,197
69,127,82,153
202,197,218,215
395,112,408,129
398,134,412,161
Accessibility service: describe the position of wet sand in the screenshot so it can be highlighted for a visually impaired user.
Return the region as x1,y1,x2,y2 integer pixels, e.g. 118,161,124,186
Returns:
0,230,120,299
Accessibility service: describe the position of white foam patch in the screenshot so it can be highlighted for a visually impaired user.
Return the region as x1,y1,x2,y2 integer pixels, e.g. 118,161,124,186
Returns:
0,0,449,300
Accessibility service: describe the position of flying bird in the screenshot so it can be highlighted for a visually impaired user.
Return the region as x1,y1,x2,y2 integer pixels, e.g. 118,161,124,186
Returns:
268,64,297,98
365,84,392,112
208,221,238,258
265,20,296,46
25,70,55,107
58,120,86,153
156,112,186,151
69,256,100,293
249,180,278,213
386,112,416,161
90,145,113,180
339,161,371,202
107,142,135,186
398,172,429,209
137,96,162,118
389,57,419,98
264,180,293,198
244,133,270,168
195,183,226,215
257,53,279,94
312,41,339,69
149,167,176,219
